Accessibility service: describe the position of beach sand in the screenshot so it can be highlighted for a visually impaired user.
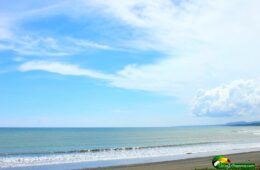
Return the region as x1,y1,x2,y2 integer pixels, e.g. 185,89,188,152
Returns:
85,151,260,170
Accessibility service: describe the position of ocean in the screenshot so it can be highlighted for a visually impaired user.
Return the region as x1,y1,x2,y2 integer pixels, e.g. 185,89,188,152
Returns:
1,126,260,169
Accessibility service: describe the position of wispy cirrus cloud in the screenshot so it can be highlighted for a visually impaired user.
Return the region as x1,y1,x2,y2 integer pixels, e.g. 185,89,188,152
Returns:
0,36,114,57
18,0,260,94
1,36,70,57
68,38,113,50
0,1,115,57
19,61,115,80
79,0,260,99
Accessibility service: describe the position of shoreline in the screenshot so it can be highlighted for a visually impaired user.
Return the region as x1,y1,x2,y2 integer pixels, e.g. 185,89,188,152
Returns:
3,148,260,170
84,151,260,170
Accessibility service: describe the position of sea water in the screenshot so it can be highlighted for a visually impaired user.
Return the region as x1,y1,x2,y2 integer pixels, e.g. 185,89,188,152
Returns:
1,126,260,169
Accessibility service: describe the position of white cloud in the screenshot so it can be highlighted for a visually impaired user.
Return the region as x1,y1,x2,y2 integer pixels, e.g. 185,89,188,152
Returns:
19,61,114,80
192,80,260,117
79,0,260,100
0,36,113,57
0,2,115,57
0,17,13,40
15,0,260,103
7,36,71,56
96,0,260,51
68,38,113,50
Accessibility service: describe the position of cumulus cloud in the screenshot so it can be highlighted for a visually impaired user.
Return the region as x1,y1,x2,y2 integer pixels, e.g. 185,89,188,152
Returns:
192,80,260,117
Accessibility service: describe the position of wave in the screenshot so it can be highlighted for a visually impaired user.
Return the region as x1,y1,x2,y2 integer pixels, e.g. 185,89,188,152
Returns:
0,141,217,157
1,142,260,168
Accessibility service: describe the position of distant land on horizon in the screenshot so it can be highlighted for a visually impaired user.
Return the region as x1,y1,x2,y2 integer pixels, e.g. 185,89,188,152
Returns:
225,121,260,126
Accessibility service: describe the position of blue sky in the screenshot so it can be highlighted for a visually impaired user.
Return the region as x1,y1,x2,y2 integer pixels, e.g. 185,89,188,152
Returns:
0,0,260,127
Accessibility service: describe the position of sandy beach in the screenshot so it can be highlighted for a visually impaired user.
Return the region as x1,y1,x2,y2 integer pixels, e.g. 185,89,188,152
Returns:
86,151,260,170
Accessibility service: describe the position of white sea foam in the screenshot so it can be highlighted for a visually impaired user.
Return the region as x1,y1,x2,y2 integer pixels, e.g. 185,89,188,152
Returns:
1,142,260,168
237,129,260,135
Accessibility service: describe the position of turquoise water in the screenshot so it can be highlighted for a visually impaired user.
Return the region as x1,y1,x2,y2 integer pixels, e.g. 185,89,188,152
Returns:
1,126,260,168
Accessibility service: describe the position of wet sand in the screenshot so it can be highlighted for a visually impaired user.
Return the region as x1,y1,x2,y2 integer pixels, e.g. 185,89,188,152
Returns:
85,151,260,170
